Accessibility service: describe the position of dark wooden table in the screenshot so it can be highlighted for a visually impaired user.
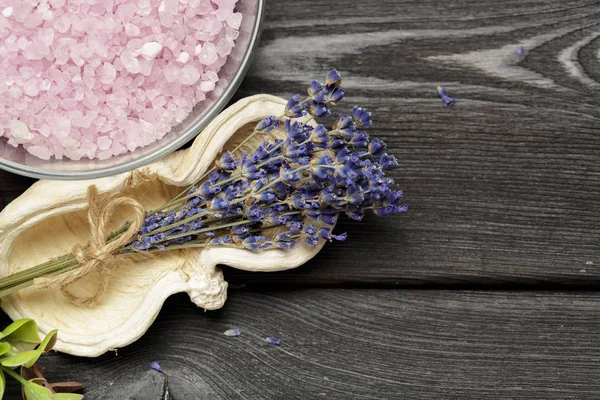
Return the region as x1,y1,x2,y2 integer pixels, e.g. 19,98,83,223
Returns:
3,0,600,398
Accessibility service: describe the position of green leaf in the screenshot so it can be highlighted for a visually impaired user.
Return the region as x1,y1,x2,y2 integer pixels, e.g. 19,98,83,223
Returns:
0,350,41,368
0,330,58,368
22,380,83,400
22,379,54,400
0,319,39,344
0,342,11,357
0,368,5,400
37,331,57,355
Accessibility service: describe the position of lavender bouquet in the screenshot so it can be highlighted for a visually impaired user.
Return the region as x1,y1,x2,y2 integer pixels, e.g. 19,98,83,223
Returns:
0,70,406,306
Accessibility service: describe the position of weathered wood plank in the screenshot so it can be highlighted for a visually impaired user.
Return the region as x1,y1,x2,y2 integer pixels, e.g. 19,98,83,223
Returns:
2,0,600,287
227,0,600,286
4,289,600,399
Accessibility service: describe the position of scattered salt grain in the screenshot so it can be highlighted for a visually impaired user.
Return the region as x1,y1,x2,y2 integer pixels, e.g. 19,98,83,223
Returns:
1,1,242,160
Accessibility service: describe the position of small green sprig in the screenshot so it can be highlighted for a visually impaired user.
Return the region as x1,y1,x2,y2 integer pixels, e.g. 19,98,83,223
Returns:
0,319,83,400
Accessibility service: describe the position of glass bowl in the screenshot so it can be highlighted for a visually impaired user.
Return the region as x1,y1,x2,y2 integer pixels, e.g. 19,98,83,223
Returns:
0,0,265,180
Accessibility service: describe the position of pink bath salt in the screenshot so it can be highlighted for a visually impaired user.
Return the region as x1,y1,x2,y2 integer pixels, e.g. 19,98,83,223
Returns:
27,145,52,160
1,0,242,160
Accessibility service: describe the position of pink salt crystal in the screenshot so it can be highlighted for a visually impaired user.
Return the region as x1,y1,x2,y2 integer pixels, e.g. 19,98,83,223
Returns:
226,12,243,30
159,9,174,27
120,52,142,74
11,120,34,143
53,14,71,33
40,28,55,46
97,136,112,151
2,7,13,18
215,38,232,57
19,67,36,79
116,4,137,22
198,43,218,65
50,117,71,138
100,62,117,84
4,0,242,160
176,52,190,64
163,65,181,83
49,0,66,9
23,38,50,60
125,23,141,37
23,82,40,97
39,124,52,137
28,145,52,160
24,12,44,29
199,80,215,92
163,0,179,14
68,1,81,14
179,65,201,85
140,42,163,60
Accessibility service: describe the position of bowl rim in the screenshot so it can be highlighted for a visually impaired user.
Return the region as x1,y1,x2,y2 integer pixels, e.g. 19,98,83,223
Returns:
0,0,266,181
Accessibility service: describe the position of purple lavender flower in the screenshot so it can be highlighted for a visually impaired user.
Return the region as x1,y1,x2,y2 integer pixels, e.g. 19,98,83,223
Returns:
318,227,347,241
380,154,399,170
307,101,331,118
368,138,386,160
284,94,306,118
352,106,372,127
309,125,329,147
150,362,164,373
350,131,369,148
224,328,241,337
216,151,237,171
333,115,356,138
516,46,524,63
436,86,455,107
129,69,406,255
242,235,266,250
256,116,280,133
326,69,342,87
210,235,233,246
308,80,323,97
265,336,281,346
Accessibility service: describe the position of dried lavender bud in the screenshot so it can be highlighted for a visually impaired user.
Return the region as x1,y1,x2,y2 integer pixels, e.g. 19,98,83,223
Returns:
150,362,164,373
436,86,455,107
224,328,241,337
284,94,306,118
516,45,524,63
265,337,281,346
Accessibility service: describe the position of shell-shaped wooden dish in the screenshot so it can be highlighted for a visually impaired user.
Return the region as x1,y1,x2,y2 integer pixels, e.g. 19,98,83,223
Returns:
0,95,329,357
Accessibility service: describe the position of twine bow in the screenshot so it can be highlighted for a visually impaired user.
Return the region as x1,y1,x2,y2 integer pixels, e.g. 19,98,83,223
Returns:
33,185,145,307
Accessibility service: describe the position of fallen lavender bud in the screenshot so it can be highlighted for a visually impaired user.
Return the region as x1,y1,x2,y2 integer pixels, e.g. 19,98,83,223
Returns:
224,328,241,337
436,86,455,107
150,361,164,373
265,336,281,346
516,45,524,63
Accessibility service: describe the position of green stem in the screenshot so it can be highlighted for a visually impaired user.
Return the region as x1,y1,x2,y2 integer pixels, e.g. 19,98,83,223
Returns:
0,254,78,291
2,365,27,385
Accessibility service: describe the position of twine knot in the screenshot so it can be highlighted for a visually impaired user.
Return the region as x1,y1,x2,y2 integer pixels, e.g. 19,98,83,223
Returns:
33,185,145,307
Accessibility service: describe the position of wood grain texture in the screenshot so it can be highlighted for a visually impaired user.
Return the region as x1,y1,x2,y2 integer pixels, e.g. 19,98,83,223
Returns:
1,0,599,287
2,1,600,397
3,289,599,399
227,0,600,286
